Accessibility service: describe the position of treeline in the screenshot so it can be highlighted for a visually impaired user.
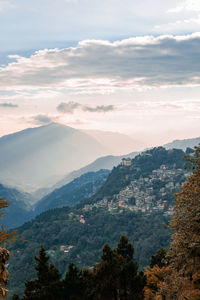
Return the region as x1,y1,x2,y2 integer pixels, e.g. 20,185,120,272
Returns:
8,210,170,295
12,236,146,300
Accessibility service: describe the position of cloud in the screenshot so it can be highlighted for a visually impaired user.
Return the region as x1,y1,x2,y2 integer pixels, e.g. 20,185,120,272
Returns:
168,0,200,13
0,0,13,13
1,33,200,92
33,114,54,125
0,102,18,108
57,101,115,113
83,105,114,112
57,101,80,113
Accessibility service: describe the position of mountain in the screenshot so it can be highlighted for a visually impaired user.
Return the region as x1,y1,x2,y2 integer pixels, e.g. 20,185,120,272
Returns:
34,169,110,215
7,147,189,297
49,151,139,194
164,136,200,150
0,123,107,192
0,184,33,229
84,130,145,155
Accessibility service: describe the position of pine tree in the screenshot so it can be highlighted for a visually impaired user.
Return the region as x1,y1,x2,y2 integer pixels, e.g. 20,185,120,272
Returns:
63,262,83,300
20,245,62,300
116,236,145,300
93,236,145,300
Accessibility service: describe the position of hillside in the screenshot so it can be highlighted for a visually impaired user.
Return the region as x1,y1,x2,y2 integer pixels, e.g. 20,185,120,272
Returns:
81,146,187,206
164,136,200,150
34,169,110,215
0,123,107,192
7,147,190,297
0,184,33,229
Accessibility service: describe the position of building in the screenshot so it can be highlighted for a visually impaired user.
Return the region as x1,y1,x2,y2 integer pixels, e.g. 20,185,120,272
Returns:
121,158,132,166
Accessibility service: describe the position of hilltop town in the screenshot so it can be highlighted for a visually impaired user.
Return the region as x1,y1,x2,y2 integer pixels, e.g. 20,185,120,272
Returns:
69,159,191,223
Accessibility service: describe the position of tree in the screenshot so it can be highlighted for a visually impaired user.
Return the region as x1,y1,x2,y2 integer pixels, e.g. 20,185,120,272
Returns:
63,262,83,300
93,236,145,300
144,248,169,300
0,198,15,299
144,265,170,300
150,248,167,269
19,245,62,300
116,236,145,300
160,146,200,299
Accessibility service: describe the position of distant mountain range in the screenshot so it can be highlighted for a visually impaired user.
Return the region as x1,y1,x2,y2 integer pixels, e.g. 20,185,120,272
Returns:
34,169,110,215
0,122,199,199
0,123,107,192
0,169,111,229
164,136,200,150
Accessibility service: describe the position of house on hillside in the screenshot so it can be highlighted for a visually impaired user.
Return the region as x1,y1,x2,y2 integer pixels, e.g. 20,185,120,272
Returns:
121,158,132,166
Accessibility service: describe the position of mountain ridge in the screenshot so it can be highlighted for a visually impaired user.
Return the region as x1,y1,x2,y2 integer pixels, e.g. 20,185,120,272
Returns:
0,123,107,192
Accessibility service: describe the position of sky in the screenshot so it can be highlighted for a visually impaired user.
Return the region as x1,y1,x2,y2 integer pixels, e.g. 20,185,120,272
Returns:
0,0,200,146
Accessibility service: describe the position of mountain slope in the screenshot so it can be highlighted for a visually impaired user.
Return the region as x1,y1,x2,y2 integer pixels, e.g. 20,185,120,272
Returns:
0,184,33,229
34,169,110,215
164,136,200,150
0,123,107,192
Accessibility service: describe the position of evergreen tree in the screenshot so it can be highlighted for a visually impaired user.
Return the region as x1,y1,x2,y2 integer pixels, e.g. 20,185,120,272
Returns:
20,245,62,300
63,262,83,300
93,236,145,300
150,248,167,269
159,146,200,299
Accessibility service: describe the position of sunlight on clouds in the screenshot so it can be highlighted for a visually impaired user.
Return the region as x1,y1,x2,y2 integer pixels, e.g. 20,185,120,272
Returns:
1,34,200,93
158,0,200,32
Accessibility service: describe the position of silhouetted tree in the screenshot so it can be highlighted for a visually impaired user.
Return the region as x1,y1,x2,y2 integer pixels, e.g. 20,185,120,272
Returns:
150,248,167,269
20,245,62,300
93,235,145,300
63,262,83,300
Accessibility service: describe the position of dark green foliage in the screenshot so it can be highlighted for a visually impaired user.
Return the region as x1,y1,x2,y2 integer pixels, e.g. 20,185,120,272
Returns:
17,237,145,300
185,147,195,155
63,263,83,300
12,295,20,300
8,211,170,297
150,248,168,268
83,236,145,300
20,245,62,300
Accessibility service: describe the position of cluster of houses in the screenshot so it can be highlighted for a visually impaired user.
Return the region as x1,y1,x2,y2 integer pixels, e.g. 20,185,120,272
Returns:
81,163,190,216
